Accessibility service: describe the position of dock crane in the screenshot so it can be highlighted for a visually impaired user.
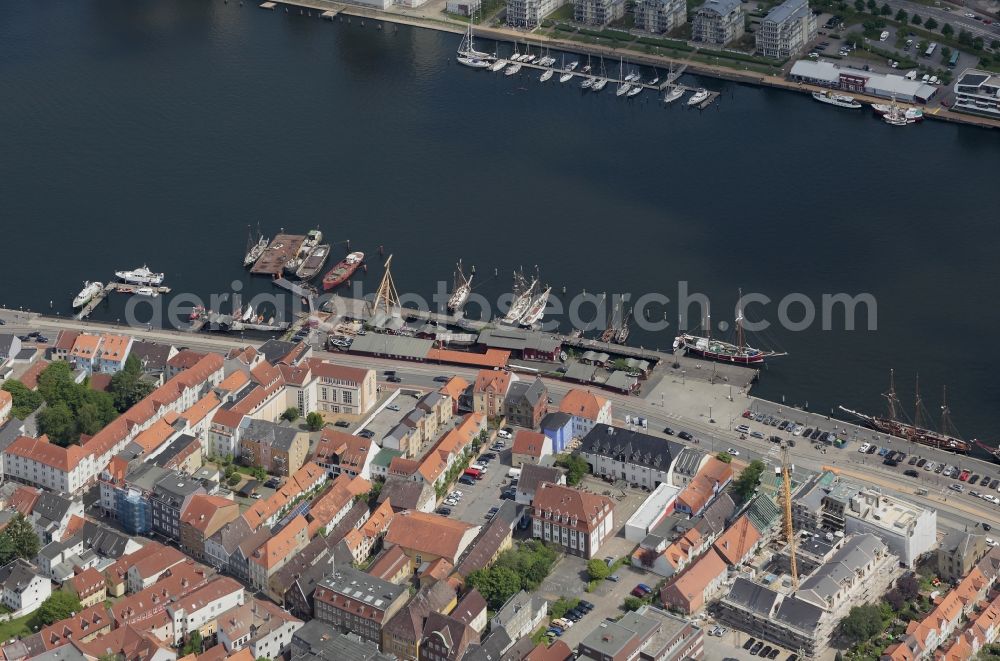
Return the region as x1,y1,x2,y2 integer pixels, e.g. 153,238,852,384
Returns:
781,443,799,590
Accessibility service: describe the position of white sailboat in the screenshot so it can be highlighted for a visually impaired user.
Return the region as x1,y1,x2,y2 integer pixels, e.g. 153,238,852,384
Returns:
520,286,551,327
663,86,685,103
616,57,630,97
457,21,490,59
490,58,507,72
582,55,592,74
627,84,642,98
504,61,522,76
592,57,608,92
580,76,594,89
540,68,554,82
510,42,522,61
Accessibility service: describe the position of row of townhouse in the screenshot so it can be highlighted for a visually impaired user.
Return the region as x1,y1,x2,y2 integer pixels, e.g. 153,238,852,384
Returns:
3,353,224,494
387,413,486,493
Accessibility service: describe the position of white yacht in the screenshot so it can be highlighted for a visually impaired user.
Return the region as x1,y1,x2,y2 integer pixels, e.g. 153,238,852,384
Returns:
457,55,491,69
115,266,164,286
134,287,159,298
559,71,574,83
687,88,710,106
72,281,102,309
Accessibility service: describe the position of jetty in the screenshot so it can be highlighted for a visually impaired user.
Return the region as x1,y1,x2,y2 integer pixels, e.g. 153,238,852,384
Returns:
74,282,172,321
250,233,306,276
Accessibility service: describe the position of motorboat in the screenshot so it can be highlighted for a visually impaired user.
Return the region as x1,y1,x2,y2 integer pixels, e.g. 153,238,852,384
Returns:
663,86,685,103
72,281,102,309
687,88,710,106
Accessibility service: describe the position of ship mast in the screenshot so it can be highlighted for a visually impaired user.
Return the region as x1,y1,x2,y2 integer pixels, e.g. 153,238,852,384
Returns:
736,288,745,353
882,369,900,422
941,385,954,437
913,373,923,431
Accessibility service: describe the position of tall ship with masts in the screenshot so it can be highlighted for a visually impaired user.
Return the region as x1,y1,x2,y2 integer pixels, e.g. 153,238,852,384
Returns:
673,295,785,365
519,285,551,327
601,298,625,343
501,269,537,325
447,260,474,314
840,370,971,453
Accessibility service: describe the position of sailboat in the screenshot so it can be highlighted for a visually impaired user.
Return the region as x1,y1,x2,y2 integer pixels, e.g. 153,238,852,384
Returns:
505,61,522,76
490,58,507,72
592,58,608,92
581,55,592,74
510,42,522,61
672,292,786,364
616,58,631,97
558,55,573,83
601,298,623,343
627,84,642,98
456,20,491,61
614,308,631,344
540,68,554,82
519,286,551,327
539,47,556,67
523,43,536,63
840,373,971,453
447,260,474,314
580,76,594,89
663,86,685,104
243,223,268,267
501,269,538,325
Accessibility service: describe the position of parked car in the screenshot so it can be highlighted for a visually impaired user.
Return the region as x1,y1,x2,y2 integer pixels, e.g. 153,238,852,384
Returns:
858,443,871,453
916,458,927,467
751,642,764,655
607,574,621,582
904,469,919,478
579,600,594,611
386,375,402,383
768,649,780,659
744,638,757,650
908,456,919,465
433,375,450,382
970,474,981,485
960,470,971,481
663,427,675,435
437,507,452,515
759,646,773,658
497,429,512,439
750,431,765,439
358,429,375,439
726,447,740,456
736,424,751,434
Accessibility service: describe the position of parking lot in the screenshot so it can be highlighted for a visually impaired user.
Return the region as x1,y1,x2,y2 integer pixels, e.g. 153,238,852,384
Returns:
441,443,515,525
703,626,799,661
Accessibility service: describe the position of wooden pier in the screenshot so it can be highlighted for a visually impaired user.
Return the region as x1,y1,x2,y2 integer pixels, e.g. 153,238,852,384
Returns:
74,282,172,321
250,233,306,276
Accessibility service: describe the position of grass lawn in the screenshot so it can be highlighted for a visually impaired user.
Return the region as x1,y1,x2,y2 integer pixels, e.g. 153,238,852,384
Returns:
0,613,33,642
549,3,575,20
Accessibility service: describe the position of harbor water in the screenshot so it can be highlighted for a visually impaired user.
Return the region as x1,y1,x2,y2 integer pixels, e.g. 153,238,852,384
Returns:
2,0,1000,442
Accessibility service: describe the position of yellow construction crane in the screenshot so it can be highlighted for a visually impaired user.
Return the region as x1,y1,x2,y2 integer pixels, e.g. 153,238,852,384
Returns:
781,443,799,590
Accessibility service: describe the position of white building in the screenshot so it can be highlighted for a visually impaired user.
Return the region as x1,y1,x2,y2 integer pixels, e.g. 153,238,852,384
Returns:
558,389,613,440
624,483,681,542
788,59,937,103
692,0,745,45
217,598,303,659
574,0,625,26
0,559,51,617
167,577,245,646
842,489,936,568
577,426,682,490
952,69,1000,119
507,0,566,28
756,0,816,59
634,0,687,34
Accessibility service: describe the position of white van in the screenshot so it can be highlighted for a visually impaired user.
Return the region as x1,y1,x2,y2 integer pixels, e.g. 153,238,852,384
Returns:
507,468,522,479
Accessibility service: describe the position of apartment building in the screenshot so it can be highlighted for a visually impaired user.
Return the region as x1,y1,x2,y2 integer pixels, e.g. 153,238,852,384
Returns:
531,482,615,559
313,566,409,645
755,0,816,58
692,0,745,45
634,0,687,34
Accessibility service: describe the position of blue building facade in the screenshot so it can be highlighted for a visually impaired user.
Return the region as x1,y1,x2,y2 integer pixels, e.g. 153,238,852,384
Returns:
116,488,152,535
540,412,574,453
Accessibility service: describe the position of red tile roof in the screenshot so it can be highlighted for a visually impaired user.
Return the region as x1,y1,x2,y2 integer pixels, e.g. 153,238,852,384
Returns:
512,430,548,458
250,516,307,570
307,358,369,383
8,485,39,516
712,516,761,566
558,389,608,421
5,435,87,472
180,495,240,535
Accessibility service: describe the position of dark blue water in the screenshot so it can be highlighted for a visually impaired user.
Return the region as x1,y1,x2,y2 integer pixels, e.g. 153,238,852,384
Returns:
2,0,999,439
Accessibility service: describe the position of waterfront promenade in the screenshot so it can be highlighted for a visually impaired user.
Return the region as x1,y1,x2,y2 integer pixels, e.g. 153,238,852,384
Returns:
261,0,1000,131
4,305,1000,534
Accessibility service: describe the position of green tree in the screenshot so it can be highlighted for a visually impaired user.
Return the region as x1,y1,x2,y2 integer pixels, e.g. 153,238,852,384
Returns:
880,2,891,15
624,596,645,611
853,0,864,11
467,565,522,610
911,13,922,25
98,654,120,661
841,603,884,644
973,36,984,51
181,631,204,655
992,40,1000,50
716,451,733,464
1,380,43,419
33,592,81,627
3,514,40,561
549,597,580,619
306,412,325,431
941,22,954,36
281,407,300,422
38,401,79,446
924,16,938,30
895,8,907,22
554,454,589,485
109,355,154,412
866,0,876,10
367,480,384,503
732,460,766,503
587,558,611,581
959,29,973,45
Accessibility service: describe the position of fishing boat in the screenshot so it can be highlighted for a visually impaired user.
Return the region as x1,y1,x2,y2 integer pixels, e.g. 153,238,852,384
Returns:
873,99,923,123
673,296,785,365
519,286,551,327
501,270,537,325
72,281,103,309
321,251,365,291
504,62,522,76
627,85,642,98
447,260,474,314
663,86,685,104
243,223,268,267
881,100,912,126
840,373,971,454
812,90,862,109
295,243,331,280
687,88,710,106
540,68,554,82
490,59,507,72
115,265,164,286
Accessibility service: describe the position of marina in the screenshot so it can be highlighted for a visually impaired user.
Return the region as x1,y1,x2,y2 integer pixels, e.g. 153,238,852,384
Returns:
73,282,173,321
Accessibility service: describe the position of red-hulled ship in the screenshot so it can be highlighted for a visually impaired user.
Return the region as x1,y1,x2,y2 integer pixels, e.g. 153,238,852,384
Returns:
840,371,971,454
322,251,365,291
672,295,785,365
